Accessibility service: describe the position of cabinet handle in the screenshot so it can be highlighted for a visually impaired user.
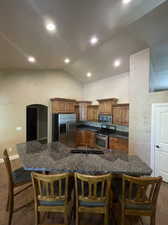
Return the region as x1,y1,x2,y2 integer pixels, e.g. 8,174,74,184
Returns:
156,145,160,149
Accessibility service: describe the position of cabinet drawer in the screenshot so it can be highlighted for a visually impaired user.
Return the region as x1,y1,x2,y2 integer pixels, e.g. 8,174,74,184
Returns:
109,137,128,152
109,137,119,143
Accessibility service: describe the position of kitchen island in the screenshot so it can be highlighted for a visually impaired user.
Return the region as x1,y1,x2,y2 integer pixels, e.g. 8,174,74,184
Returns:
17,141,152,176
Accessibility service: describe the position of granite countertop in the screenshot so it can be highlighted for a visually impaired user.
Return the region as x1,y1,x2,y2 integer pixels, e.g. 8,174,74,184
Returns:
76,125,98,132
76,125,128,139
17,141,152,176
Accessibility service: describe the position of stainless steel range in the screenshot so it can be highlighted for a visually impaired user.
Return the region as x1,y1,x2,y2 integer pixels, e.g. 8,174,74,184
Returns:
95,133,109,149
95,124,116,149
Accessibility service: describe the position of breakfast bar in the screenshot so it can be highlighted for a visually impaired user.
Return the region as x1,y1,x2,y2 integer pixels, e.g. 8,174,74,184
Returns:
17,141,152,176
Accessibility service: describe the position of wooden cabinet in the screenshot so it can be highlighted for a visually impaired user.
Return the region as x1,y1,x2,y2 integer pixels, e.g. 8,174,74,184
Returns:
86,130,96,148
76,130,86,147
75,130,96,148
51,98,76,113
75,105,80,121
97,98,118,114
109,137,128,152
76,101,92,121
87,105,99,122
112,104,129,126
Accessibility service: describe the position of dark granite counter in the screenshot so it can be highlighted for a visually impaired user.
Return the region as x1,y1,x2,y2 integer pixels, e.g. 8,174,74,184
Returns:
108,131,128,140
76,125,128,139
76,125,98,132
17,141,152,176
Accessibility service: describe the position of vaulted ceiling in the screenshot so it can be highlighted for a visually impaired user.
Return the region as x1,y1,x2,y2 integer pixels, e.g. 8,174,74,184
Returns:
0,0,167,83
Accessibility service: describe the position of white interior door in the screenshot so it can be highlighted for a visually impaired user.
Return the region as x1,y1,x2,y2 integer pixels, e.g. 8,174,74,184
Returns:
154,104,168,182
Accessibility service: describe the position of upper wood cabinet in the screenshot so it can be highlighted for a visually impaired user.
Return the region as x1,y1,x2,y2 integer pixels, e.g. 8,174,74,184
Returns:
97,98,118,114
51,98,76,113
87,105,99,122
75,104,80,121
112,104,129,126
76,101,92,121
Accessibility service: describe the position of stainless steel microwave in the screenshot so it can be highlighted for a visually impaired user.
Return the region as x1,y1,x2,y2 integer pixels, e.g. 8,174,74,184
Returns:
99,114,112,123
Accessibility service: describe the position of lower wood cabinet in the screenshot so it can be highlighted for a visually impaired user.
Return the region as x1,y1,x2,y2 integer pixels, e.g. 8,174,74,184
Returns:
75,130,96,148
109,136,128,153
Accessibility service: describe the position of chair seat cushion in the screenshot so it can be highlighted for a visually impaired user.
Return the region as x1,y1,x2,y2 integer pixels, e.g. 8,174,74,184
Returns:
79,200,105,207
39,200,64,206
119,196,152,211
125,202,152,210
12,167,31,184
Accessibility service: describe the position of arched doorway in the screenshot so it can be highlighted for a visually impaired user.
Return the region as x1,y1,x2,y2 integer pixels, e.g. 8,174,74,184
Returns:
26,104,48,144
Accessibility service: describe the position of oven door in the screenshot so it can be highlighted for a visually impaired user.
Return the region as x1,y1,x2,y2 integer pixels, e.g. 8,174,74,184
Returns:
95,135,108,149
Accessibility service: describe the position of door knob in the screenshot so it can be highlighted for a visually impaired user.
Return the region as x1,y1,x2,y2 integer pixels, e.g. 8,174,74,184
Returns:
156,145,160,148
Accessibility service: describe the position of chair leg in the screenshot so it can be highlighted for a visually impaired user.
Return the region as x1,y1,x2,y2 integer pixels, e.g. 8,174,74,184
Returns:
64,210,68,225
104,208,109,225
35,210,40,225
6,193,9,211
121,212,125,225
150,213,156,225
76,210,79,225
8,192,14,225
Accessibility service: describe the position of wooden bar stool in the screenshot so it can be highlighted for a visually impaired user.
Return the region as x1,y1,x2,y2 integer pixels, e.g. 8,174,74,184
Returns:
75,172,112,225
120,175,162,225
31,172,74,225
3,149,32,225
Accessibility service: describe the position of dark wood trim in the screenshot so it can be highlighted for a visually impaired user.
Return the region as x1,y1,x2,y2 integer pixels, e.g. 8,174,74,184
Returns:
97,98,118,102
50,98,77,102
112,103,129,107
76,101,92,104
88,105,99,108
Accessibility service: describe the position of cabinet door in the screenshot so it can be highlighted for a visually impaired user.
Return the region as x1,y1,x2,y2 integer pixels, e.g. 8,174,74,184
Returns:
99,102,105,114
104,101,112,114
75,130,86,147
65,102,75,113
109,137,128,152
121,106,129,126
52,101,66,113
113,107,122,125
75,105,80,121
86,130,96,148
93,108,98,121
87,107,92,121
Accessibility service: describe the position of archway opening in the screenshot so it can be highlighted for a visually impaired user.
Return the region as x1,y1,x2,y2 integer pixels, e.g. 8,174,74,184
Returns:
26,104,48,144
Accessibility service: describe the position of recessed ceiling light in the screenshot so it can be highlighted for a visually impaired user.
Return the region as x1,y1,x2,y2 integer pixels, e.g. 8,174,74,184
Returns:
46,23,56,32
28,56,36,63
123,0,132,4
114,59,121,67
64,58,70,64
90,36,99,45
86,72,92,77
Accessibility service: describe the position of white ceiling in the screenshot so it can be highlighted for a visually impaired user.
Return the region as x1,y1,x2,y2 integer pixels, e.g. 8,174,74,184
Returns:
0,0,167,83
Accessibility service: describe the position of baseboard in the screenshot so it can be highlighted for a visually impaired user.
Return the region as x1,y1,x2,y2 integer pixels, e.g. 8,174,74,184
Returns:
0,154,19,163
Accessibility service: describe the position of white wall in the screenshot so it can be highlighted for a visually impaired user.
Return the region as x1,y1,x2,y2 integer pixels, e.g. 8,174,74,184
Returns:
83,73,129,104
129,48,168,165
0,70,82,157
